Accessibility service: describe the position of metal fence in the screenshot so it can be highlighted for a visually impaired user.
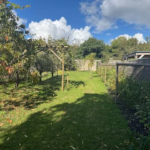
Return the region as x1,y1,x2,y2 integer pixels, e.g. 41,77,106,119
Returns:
115,63,150,102
96,61,150,102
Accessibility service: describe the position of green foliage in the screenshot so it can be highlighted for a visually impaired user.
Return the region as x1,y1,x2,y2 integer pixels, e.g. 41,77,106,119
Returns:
119,79,150,108
85,53,96,69
135,99,150,130
0,0,30,87
85,53,96,78
118,78,150,131
101,45,111,63
97,67,124,93
109,36,150,60
100,67,150,130
128,133,150,150
97,66,150,149
77,37,105,58
105,68,117,92
47,37,78,71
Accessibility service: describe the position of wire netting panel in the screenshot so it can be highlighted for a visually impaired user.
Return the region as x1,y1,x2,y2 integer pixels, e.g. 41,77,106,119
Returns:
118,65,150,81
96,60,150,136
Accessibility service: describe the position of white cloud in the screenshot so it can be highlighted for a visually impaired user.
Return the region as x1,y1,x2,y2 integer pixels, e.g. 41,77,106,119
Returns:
80,0,150,32
12,10,27,26
111,33,146,43
118,34,132,40
28,17,92,44
133,33,146,43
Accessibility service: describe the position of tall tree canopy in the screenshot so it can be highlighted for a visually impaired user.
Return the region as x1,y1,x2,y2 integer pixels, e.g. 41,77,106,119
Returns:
109,37,149,60
77,38,105,58
0,0,30,87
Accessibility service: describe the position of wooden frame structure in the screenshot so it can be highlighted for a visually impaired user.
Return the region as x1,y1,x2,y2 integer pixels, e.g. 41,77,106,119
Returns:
48,45,68,92
123,51,150,60
37,43,68,92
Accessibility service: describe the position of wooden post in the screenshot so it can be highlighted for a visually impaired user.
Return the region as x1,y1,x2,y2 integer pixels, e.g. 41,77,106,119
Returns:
115,65,119,103
102,66,105,82
109,65,112,71
67,74,69,88
62,54,64,91
105,65,107,84
100,66,102,77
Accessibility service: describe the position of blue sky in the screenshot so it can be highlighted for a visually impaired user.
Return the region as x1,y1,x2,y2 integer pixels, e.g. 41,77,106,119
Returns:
11,0,150,44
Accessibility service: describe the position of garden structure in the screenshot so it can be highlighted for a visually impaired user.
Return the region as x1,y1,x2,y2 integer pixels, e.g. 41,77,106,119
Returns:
123,51,150,60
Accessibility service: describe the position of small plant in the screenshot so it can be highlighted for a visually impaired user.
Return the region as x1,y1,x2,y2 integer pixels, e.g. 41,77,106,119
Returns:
105,68,124,94
128,132,150,150
135,99,150,130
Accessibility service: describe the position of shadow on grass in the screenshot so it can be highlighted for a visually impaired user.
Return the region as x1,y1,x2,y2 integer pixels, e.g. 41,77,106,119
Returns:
0,93,130,150
0,76,86,111
0,76,62,111
65,80,85,91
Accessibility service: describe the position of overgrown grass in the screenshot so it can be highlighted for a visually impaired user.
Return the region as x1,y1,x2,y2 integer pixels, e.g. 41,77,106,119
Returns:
0,71,130,150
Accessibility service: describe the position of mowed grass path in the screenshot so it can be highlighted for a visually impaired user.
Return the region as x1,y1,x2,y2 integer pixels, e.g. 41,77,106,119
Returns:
0,72,130,150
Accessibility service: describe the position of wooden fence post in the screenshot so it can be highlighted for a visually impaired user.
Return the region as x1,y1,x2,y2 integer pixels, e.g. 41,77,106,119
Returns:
101,65,102,77
105,65,107,84
109,65,112,71
99,66,101,76
67,74,69,88
115,64,119,103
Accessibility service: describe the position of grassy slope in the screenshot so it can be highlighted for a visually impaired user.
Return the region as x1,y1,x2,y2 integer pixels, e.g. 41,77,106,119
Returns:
0,72,130,150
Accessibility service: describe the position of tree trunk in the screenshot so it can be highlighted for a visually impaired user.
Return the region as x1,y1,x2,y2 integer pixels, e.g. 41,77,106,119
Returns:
57,66,58,77
8,74,11,80
27,69,30,82
15,70,19,88
51,71,54,78
39,71,42,82
90,68,92,79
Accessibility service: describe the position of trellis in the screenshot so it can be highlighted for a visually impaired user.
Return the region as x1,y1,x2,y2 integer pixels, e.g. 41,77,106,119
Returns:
38,44,69,91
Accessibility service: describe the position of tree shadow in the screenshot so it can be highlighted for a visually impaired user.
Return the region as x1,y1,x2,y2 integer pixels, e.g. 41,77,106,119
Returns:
0,93,130,150
0,76,62,111
65,80,85,91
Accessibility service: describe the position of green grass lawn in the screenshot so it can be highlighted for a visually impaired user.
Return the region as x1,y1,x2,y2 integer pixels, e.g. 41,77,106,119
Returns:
0,71,130,150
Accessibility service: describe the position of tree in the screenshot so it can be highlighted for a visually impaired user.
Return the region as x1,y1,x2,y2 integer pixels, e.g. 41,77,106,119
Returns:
85,53,96,79
77,38,105,58
0,1,30,88
48,55,59,78
64,45,78,71
101,45,111,63
34,52,53,82
110,37,139,60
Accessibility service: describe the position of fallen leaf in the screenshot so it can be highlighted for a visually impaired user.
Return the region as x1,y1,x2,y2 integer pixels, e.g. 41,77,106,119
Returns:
0,123,4,126
6,119,12,124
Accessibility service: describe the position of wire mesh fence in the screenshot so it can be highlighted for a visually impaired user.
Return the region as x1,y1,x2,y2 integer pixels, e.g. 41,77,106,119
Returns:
115,63,150,102
97,61,150,95
97,61,150,134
